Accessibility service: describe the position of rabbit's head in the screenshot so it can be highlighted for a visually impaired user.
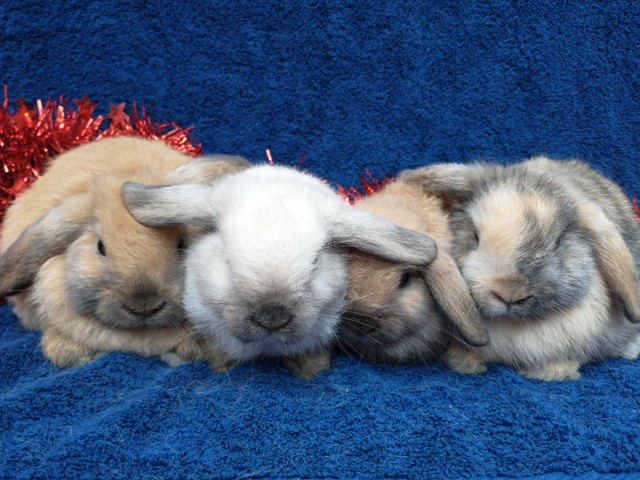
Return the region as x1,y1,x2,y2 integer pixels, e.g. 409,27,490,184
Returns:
450,170,592,320
401,161,640,325
342,251,448,363
0,168,192,329
340,180,486,363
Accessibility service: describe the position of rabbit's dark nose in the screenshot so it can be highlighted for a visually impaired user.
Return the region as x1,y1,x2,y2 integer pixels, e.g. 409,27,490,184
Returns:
249,303,293,332
342,311,379,336
123,284,167,318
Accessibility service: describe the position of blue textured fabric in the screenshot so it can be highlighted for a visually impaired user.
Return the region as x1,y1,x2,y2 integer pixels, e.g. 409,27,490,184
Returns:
2,1,640,479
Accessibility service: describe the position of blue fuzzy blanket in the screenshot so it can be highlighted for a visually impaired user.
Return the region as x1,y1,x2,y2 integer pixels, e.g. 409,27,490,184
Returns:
2,1,640,479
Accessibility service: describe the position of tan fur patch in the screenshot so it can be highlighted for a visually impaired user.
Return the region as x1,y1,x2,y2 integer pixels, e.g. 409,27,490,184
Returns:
347,252,402,313
398,288,424,317
91,172,183,285
471,187,524,265
1,137,190,252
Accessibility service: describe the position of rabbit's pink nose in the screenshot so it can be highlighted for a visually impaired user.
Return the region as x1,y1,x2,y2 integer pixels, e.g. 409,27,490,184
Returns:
249,303,293,332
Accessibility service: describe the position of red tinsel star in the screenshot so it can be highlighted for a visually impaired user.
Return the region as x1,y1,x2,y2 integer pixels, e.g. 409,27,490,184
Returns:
107,102,130,126
73,94,98,117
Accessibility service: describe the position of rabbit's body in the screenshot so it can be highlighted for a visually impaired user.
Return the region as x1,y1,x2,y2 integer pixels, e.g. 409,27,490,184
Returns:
401,157,640,381
341,181,487,364
0,136,249,367
123,164,439,378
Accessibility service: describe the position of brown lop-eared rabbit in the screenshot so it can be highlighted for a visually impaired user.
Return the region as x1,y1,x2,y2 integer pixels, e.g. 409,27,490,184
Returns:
0,136,249,367
340,179,489,365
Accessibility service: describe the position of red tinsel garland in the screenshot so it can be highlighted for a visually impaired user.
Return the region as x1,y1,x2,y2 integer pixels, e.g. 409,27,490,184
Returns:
337,169,394,205
0,87,202,223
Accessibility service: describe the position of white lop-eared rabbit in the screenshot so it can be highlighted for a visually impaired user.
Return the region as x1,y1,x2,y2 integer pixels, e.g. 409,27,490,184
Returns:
399,157,640,381
0,136,249,367
341,179,488,364
122,165,438,378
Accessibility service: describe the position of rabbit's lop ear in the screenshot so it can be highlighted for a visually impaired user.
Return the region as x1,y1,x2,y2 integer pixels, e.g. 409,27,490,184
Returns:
122,183,218,228
168,155,251,185
577,201,640,323
330,207,437,266
422,252,488,347
398,162,496,209
0,195,90,296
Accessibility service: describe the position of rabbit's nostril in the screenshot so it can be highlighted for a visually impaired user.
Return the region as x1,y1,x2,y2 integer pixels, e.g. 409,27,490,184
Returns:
122,279,170,319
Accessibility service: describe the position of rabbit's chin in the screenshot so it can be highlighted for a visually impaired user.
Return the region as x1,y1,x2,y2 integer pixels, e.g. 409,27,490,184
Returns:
199,311,340,362
474,297,557,323
94,304,187,329
340,319,447,364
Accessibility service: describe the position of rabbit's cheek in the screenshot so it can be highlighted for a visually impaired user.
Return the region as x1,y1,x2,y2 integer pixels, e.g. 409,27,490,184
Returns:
398,284,429,319
461,251,515,315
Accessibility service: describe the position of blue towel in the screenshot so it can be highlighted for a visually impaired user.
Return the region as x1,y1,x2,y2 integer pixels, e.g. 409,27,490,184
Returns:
2,1,640,478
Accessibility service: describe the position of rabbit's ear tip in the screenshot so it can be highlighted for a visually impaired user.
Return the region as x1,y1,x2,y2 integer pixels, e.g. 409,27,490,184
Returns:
624,306,640,324
419,236,438,264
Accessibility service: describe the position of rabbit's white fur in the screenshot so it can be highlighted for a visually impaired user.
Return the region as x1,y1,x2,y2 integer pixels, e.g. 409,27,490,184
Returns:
123,164,438,378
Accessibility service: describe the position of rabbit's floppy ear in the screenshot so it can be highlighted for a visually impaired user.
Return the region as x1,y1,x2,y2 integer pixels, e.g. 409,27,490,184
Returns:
122,183,220,228
0,194,90,296
398,162,496,209
576,200,640,323
329,206,437,266
422,252,488,347
168,155,251,185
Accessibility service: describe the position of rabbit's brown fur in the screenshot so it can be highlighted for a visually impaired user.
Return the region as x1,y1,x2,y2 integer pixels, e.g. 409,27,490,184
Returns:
341,180,487,364
0,136,249,367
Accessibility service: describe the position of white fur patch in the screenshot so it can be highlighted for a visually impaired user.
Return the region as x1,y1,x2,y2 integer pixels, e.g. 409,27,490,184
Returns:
182,166,350,361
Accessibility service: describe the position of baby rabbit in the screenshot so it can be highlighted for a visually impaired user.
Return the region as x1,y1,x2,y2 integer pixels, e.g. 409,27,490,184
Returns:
122,164,438,378
341,180,488,364
399,157,640,381
0,136,249,367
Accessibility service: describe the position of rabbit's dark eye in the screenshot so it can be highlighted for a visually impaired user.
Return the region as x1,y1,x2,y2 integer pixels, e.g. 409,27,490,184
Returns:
398,272,411,289
97,240,106,257
473,229,480,245
177,238,186,252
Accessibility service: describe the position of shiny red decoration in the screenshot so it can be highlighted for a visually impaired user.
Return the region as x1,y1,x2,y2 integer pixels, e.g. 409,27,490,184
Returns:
337,169,394,205
0,87,202,224
106,102,129,126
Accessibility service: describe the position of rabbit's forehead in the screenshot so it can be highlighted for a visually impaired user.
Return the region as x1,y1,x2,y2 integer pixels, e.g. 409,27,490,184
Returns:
220,205,327,289
471,184,560,257
221,193,329,245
